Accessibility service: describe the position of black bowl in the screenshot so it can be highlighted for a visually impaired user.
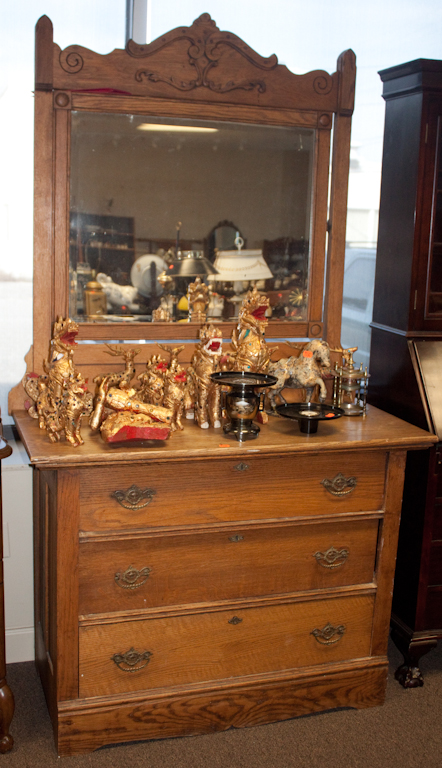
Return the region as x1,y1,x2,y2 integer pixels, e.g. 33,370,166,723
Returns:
276,402,344,434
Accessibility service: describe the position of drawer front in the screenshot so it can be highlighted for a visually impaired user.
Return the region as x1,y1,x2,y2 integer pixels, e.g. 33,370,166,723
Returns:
79,594,375,697
79,519,379,615
79,452,386,531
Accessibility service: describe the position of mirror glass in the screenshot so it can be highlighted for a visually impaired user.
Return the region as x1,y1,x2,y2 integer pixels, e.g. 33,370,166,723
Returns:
69,113,314,324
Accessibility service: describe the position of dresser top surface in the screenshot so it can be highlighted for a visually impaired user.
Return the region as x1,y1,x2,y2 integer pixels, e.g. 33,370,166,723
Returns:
12,406,436,468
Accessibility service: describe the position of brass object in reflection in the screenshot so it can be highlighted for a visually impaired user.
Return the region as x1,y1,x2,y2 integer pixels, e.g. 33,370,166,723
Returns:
187,324,223,429
152,296,172,322
111,484,156,510
111,647,152,672
22,316,92,445
115,565,152,589
187,276,210,323
84,271,107,317
228,616,243,625
314,547,349,569
321,473,357,497
311,622,346,645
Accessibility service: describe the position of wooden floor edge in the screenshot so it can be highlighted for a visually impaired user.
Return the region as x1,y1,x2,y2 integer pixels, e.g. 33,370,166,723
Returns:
56,662,388,756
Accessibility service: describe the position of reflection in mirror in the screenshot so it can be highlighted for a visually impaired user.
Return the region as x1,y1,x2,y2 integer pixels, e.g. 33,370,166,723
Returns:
69,114,314,324
206,220,244,262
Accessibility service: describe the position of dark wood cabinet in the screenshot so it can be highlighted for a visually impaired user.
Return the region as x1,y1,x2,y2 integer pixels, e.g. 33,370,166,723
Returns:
369,59,442,686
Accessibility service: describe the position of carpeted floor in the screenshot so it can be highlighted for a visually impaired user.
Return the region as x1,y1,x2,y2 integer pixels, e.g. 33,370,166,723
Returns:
2,638,441,766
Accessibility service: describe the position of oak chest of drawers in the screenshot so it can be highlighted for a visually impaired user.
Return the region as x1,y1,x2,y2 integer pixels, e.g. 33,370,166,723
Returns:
13,407,435,755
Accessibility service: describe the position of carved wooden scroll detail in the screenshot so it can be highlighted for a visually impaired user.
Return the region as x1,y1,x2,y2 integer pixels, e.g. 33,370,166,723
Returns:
128,13,277,94
59,48,84,74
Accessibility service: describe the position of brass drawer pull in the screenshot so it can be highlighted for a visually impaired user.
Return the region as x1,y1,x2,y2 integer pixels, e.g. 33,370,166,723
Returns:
314,547,349,569
234,462,250,472
311,622,346,645
111,647,152,673
228,616,243,625
229,534,244,543
115,565,152,589
111,484,156,510
321,473,357,497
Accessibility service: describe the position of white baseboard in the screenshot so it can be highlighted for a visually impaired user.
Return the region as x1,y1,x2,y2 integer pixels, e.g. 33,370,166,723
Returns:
5,627,34,664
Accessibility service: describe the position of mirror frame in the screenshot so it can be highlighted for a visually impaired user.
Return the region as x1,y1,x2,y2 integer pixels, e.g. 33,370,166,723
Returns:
29,13,355,381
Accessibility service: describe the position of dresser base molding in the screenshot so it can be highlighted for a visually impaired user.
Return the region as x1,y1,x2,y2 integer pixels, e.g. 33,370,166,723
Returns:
55,659,388,756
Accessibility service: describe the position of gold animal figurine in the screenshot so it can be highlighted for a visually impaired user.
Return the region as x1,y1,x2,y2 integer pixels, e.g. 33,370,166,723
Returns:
94,344,139,390
23,316,92,445
187,277,210,323
90,377,173,443
162,361,189,432
136,344,193,432
230,285,275,373
137,355,168,405
187,324,223,429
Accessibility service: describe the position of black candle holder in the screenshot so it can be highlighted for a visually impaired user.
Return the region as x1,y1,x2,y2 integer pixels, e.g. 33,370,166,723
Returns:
210,371,277,441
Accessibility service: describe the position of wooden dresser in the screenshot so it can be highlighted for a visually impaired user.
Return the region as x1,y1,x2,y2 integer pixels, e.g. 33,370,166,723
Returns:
13,407,435,756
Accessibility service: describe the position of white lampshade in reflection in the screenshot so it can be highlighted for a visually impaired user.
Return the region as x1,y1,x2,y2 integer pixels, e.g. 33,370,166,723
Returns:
210,250,273,282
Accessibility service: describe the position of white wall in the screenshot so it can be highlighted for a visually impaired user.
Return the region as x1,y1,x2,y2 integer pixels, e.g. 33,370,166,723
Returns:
2,429,34,663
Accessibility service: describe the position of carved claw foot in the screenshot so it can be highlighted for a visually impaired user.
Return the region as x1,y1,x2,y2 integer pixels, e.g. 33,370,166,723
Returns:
394,663,424,688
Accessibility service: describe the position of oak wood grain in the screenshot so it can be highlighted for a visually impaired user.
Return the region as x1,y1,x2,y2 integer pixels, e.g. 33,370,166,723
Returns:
77,450,386,531
56,660,387,755
13,405,436,468
78,517,379,615
78,594,375,697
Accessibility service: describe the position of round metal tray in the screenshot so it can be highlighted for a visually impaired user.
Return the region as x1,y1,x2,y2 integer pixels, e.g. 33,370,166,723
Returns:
275,402,344,434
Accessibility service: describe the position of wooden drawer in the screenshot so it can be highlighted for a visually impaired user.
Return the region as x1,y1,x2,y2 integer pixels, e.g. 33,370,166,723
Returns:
79,519,379,616
79,452,386,531
79,594,375,697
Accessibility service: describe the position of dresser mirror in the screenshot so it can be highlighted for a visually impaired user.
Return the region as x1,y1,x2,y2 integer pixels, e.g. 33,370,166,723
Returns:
69,112,314,323
8,11,355,410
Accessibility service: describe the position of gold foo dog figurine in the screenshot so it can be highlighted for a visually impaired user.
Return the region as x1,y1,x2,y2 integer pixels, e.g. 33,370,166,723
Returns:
22,316,92,445
187,324,223,429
